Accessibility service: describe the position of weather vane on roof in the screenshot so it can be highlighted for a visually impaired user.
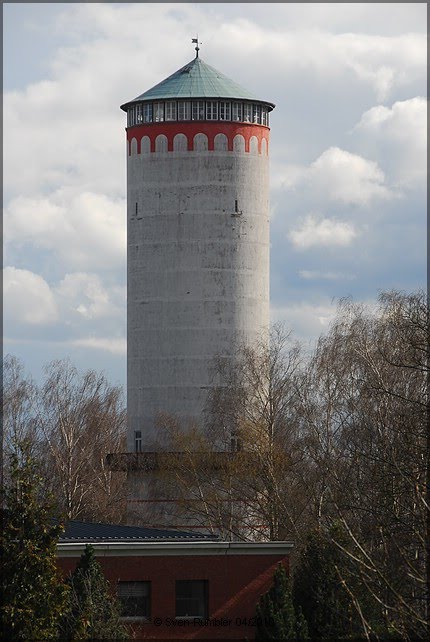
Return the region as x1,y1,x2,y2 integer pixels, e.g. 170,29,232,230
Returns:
192,35,202,58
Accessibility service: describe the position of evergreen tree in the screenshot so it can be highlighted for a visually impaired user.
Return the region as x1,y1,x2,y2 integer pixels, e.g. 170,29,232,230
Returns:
60,544,128,640
255,562,309,641
1,440,69,640
292,527,359,640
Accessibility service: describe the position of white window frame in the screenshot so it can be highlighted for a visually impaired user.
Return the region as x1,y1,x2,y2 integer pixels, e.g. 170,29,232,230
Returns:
154,102,164,122
178,101,191,121
192,101,205,120
206,101,218,120
219,101,231,121
253,104,261,124
165,101,177,121
128,106,135,127
134,430,142,453
232,102,243,122
135,104,143,124
143,103,153,123
261,107,268,126
243,103,252,123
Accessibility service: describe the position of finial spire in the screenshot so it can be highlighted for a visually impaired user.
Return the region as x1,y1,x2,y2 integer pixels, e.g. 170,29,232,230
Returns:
192,35,201,58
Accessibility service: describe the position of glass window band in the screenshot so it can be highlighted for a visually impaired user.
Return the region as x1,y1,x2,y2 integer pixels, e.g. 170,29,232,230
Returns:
127,100,269,127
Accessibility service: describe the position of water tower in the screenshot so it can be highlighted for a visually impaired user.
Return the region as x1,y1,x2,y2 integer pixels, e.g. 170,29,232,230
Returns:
119,43,275,525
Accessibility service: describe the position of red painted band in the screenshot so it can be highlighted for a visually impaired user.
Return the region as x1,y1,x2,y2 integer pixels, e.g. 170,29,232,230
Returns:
126,121,270,155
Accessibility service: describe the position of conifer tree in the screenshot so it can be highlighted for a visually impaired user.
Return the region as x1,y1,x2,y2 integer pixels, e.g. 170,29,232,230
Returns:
1,441,69,640
255,562,309,641
292,527,358,640
60,544,128,640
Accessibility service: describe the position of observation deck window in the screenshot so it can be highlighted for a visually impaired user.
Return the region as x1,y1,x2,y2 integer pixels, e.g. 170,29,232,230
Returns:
206,101,218,120
219,101,231,121
261,106,268,126
154,102,164,122
135,104,143,124
165,101,177,121
127,100,270,127
232,102,243,122
243,103,252,123
143,103,153,123
178,101,191,121
192,101,205,120
127,106,135,127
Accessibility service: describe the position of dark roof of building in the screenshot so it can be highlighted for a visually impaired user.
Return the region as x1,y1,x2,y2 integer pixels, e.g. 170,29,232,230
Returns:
59,520,215,543
120,56,275,111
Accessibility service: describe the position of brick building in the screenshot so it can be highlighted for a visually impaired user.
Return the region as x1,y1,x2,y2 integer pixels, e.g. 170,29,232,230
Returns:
57,520,293,640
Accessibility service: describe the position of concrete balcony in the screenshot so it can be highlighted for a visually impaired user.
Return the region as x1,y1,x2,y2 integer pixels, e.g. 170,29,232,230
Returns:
106,450,237,472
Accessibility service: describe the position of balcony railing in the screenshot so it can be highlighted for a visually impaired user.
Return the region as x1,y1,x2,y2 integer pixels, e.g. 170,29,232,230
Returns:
106,450,249,472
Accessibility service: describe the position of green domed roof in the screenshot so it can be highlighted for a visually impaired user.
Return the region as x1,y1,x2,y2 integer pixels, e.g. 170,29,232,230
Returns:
120,57,274,111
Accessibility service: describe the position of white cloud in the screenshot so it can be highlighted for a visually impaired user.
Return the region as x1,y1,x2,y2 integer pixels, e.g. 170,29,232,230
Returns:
353,97,427,187
271,294,383,346
54,272,124,321
270,300,338,346
272,163,305,190
4,267,125,352
70,336,126,355
221,3,426,37
4,189,126,271
3,267,58,325
214,23,425,102
308,147,392,205
299,270,356,281
278,147,393,205
288,215,358,249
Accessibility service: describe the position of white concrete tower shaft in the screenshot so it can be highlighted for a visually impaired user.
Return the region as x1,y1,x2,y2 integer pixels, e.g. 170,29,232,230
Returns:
122,57,275,453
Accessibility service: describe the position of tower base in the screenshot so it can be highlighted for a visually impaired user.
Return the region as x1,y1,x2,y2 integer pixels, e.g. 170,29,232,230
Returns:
107,451,267,539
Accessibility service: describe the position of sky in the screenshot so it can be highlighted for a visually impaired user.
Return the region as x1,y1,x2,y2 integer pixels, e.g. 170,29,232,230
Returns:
3,2,427,391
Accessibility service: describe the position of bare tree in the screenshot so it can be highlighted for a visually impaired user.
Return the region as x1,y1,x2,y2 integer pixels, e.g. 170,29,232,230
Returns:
2,355,127,524
297,289,428,639
2,355,41,483
37,358,127,522
158,324,310,541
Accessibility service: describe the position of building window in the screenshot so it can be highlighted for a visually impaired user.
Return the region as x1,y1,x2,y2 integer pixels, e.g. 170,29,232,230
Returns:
230,434,242,451
135,104,143,123
118,581,150,619
261,106,268,126
165,101,177,121
178,100,191,121
219,101,231,121
134,430,142,453
176,580,208,618
191,100,205,120
243,103,252,123
143,103,153,123
192,101,205,120
128,99,268,126
154,102,164,122
232,102,243,122
206,101,218,120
